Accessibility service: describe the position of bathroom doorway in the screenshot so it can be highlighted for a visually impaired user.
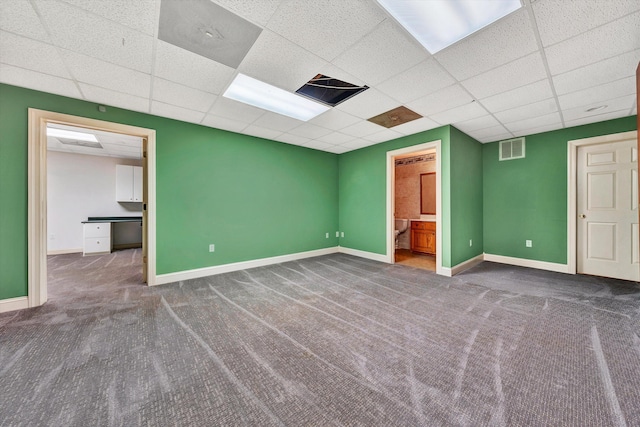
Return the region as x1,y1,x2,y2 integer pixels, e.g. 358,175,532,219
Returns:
386,140,443,274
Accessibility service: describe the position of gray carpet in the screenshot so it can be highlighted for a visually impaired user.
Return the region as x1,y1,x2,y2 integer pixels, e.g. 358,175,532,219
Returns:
1,249,639,426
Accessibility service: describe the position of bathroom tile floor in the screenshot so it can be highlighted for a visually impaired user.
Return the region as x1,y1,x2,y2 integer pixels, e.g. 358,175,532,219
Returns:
394,249,435,271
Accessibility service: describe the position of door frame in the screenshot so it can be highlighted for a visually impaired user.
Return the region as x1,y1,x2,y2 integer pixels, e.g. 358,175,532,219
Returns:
567,130,638,275
27,108,157,309
386,140,443,274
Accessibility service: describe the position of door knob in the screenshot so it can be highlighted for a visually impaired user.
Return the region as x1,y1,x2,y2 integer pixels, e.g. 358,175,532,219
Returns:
579,214,586,219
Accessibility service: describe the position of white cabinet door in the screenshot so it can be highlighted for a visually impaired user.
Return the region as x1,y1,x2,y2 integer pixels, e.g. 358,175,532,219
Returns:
116,165,143,202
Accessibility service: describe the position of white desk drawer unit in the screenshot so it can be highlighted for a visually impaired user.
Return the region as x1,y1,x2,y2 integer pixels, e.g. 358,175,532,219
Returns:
83,222,111,255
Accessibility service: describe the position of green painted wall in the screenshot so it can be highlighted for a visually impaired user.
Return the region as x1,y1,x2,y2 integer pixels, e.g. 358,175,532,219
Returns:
338,126,454,265
0,83,338,299
483,116,637,264
450,127,484,266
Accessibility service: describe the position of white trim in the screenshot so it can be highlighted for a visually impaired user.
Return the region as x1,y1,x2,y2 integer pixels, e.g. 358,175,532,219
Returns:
47,248,82,255
567,130,637,275
338,246,388,263
386,140,443,275
451,254,484,276
155,247,340,286
28,108,157,308
0,297,29,313
484,253,570,274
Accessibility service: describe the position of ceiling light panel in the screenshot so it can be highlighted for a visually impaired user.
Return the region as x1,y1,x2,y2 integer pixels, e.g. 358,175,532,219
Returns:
224,74,330,121
376,0,522,54
47,127,98,142
158,0,261,68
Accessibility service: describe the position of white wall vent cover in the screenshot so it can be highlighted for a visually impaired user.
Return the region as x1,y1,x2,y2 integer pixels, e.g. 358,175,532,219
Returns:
499,137,525,161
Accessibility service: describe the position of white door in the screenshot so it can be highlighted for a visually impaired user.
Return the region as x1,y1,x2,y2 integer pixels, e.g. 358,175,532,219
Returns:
577,138,639,281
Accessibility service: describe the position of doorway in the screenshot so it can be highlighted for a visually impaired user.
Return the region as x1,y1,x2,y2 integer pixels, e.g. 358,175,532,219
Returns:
27,109,157,309
386,140,443,274
568,130,639,281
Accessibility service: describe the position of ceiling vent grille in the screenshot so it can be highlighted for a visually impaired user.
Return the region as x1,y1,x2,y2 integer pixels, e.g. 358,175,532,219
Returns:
499,137,525,161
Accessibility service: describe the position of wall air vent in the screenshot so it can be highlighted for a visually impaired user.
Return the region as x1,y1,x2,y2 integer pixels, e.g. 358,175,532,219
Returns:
58,138,103,149
499,137,525,161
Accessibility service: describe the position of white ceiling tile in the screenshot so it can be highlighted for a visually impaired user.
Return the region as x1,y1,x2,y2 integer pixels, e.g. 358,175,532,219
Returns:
267,0,385,61
479,79,553,113
242,124,283,140
377,59,455,104
308,108,361,130
0,0,49,40
392,117,440,136
466,125,511,140
61,50,150,98
563,109,632,128
562,94,635,122
151,101,206,124
503,112,562,134
333,20,426,85
557,77,635,111
79,83,149,112
494,98,558,124
0,63,81,98
533,0,640,47
273,133,312,146
152,78,217,112
453,115,501,133
208,96,265,123
288,123,333,139
340,120,384,138
340,139,378,150
251,112,303,133
477,133,513,143
430,102,487,125
36,0,154,73
335,88,399,119
435,9,537,80
461,52,547,99
213,0,281,26
512,123,562,138
552,49,640,95
315,132,356,145
324,145,350,154
362,128,402,143
407,84,473,117
154,41,236,94
302,140,336,151
0,31,70,78
59,0,159,36
545,11,640,76
201,114,249,133
239,30,327,92
315,63,368,88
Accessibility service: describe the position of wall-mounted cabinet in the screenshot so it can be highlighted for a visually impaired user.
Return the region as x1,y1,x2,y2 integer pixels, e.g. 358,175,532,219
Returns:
116,165,142,202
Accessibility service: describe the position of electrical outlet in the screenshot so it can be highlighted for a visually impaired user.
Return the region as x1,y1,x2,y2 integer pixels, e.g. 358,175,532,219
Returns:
209,244,215,252
336,231,339,237
341,232,344,238
49,234,56,240
469,239,472,247
526,240,532,247
326,233,329,238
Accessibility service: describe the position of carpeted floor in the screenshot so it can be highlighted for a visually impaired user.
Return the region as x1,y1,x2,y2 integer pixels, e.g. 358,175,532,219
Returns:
1,249,639,426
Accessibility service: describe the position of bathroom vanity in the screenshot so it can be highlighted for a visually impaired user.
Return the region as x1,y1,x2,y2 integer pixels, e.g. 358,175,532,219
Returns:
410,221,436,255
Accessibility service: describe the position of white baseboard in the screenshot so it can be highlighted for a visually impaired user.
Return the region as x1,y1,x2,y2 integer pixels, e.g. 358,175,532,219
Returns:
154,247,340,286
439,254,485,277
483,253,570,274
0,296,29,313
338,246,389,263
47,248,82,255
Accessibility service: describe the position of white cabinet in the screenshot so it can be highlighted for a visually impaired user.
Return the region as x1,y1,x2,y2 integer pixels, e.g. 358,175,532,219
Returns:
116,165,143,202
83,222,111,255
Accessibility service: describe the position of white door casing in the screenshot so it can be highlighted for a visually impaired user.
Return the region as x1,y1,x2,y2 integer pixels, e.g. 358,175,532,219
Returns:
577,138,638,281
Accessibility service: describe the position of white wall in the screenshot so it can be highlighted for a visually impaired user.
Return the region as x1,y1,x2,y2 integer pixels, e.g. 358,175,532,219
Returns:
47,151,142,253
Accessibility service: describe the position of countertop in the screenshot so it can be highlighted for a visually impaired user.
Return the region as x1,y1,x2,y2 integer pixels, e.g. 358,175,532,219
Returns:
82,216,142,224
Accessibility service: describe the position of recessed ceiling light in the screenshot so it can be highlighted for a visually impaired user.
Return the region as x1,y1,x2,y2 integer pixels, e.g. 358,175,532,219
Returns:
376,0,522,54
585,105,608,112
47,128,98,142
223,74,330,121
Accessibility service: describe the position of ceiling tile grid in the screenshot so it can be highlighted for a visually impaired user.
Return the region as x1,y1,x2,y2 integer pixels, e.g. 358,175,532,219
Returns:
0,0,638,155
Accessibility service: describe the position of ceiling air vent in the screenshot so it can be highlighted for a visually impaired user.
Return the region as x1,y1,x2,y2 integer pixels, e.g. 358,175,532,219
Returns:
499,137,525,161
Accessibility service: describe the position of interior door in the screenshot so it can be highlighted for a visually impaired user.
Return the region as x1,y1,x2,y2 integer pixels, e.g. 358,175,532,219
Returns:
577,138,639,281
142,137,148,283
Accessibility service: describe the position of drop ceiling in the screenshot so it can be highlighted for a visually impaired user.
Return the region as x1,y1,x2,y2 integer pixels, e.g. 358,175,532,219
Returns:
0,0,638,154
47,123,143,159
